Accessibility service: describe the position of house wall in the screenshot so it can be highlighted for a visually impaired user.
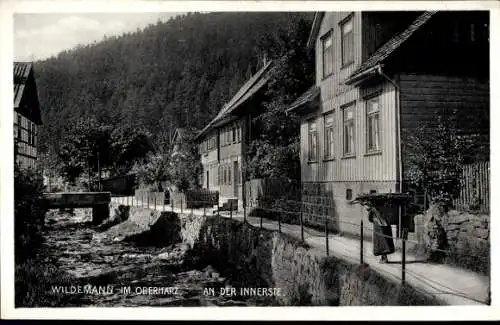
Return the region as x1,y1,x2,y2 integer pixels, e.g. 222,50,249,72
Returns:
200,130,219,193
399,73,490,181
14,112,37,169
301,12,399,235
200,120,243,203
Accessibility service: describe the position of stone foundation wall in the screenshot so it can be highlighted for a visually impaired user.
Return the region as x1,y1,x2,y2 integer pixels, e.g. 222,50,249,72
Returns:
302,183,338,233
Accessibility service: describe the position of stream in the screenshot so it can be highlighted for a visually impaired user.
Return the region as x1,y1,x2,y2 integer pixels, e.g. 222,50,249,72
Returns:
36,208,273,307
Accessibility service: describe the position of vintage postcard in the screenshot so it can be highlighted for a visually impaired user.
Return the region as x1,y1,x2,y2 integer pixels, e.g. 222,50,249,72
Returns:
1,0,499,321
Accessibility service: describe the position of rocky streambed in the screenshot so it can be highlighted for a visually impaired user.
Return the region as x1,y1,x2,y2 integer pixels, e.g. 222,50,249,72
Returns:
32,208,273,307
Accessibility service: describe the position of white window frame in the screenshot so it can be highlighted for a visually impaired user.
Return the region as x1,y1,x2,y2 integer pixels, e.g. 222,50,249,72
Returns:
366,95,381,153
324,112,335,159
321,30,333,78
340,14,354,67
342,102,356,156
308,120,318,162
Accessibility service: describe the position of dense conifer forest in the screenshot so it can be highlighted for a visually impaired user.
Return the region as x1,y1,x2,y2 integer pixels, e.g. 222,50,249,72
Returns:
35,12,314,160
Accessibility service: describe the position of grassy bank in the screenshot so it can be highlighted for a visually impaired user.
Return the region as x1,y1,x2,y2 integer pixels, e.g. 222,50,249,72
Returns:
15,258,89,307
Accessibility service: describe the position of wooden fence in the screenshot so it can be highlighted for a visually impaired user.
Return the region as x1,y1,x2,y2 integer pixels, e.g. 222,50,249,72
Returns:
453,161,490,213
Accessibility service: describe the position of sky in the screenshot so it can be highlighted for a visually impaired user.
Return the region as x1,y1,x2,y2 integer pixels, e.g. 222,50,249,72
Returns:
14,13,183,61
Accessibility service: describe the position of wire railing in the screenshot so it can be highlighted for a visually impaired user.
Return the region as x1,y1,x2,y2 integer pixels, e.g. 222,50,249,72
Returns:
110,191,490,305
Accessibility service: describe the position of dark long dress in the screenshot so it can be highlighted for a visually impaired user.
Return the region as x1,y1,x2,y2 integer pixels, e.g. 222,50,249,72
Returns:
368,208,395,256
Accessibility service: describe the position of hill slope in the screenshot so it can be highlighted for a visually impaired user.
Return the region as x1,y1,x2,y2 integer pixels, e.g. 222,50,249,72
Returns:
34,12,314,155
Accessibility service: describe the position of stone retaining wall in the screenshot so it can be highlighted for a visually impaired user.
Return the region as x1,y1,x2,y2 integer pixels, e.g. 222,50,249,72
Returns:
187,215,439,306
110,205,440,306
412,208,489,273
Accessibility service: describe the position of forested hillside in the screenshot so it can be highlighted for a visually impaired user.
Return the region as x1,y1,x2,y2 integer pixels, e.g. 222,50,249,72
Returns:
35,12,314,157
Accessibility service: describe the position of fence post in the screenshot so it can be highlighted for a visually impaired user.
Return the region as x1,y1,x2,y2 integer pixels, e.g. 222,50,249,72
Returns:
203,205,206,217
163,193,165,211
147,192,150,209
127,195,129,206
154,194,156,210
300,204,304,242
260,210,263,229
325,218,329,256
360,218,364,264
402,228,407,285
132,195,134,207
230,206,232,220
171,197,174,212
181,196,183,214
278,212,281,233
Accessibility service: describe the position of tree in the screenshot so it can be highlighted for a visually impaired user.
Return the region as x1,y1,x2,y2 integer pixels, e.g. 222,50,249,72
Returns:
248,15,314,180
406,111,475,207
57,117,111,184
167,138,203,192
132,153,170,192
110,125,153,175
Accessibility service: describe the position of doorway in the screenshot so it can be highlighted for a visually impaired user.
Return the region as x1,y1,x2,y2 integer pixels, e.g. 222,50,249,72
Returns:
206,170,209,190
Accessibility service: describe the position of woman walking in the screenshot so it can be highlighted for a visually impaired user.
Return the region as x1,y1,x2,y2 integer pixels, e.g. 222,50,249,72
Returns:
367,206,395,263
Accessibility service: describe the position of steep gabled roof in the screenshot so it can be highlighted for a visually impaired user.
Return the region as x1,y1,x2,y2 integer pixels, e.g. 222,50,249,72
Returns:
307,12,325,49
346,11,437,84
14,62,32,109
195,60,273,140
172,127,198,143
14,61,42,125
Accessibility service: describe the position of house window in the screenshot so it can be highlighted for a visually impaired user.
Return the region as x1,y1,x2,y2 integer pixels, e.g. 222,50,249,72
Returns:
208,136,215,150
28,122,32,145
308,120,318,162
226,128,231,145
346,189,353,200
228,167,232,185
321,31,333,78
324,112,335,159
232,127,236,143
17,114,21,139
366,96,380,152
341,15,354,67
342,103,355,156
236,126,241,143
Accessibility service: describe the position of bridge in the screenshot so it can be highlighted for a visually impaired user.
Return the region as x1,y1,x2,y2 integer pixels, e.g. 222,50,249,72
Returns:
41,192,111,225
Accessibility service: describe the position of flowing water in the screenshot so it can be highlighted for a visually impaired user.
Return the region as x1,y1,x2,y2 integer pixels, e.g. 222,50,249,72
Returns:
37,209,272,307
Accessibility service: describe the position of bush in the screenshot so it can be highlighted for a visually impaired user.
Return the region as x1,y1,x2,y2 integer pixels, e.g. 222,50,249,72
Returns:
15,259,86,307
14,165,47,262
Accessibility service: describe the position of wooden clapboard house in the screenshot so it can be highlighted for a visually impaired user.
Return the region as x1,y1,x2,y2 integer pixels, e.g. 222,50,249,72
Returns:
288,11,489,236
14,62,42,169
195,61,273,209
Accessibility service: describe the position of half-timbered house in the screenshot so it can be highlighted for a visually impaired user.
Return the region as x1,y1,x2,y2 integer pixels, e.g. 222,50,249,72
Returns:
14,62,42,169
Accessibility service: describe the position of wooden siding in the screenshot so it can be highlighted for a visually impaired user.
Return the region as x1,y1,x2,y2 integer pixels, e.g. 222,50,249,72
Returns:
454,161,490,213
200,120,243,200
399,73,490,180
316,12,362,103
